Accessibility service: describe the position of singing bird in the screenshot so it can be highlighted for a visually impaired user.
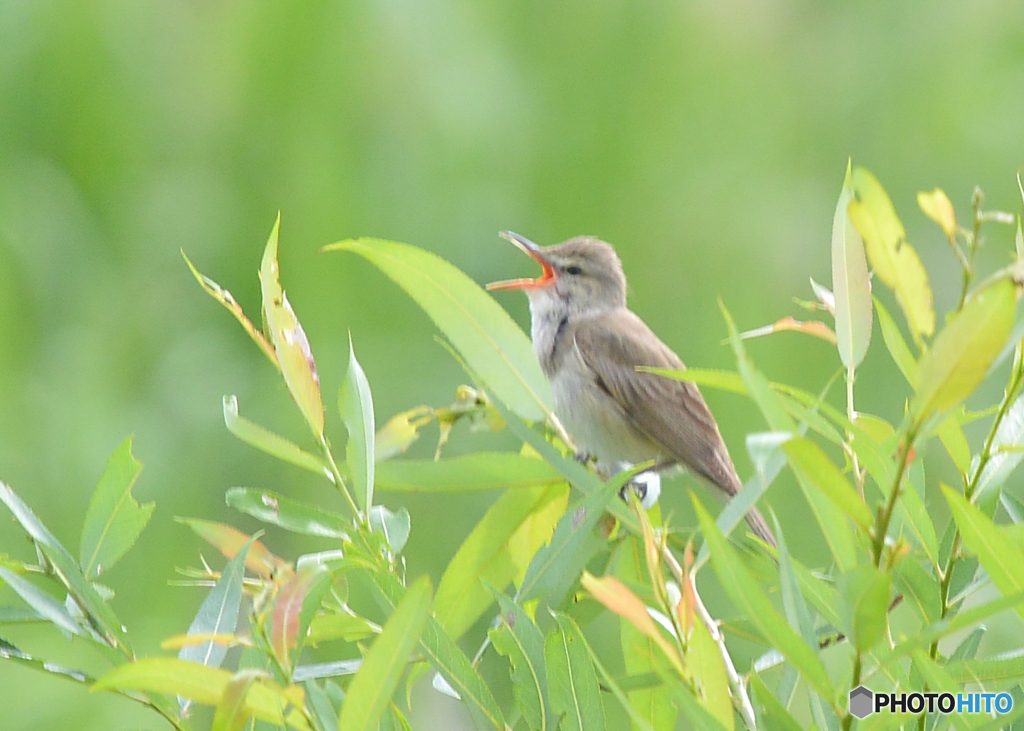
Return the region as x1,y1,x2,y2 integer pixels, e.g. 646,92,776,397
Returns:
487,231,776,547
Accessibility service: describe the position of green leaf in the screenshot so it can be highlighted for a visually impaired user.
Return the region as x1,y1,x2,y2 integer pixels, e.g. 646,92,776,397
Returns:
0,635,93,684
848,167,935,345
324,238,552,421
614,535,677,731
0,480,131,654
0,567,92,639
212,668,263,731
546,612,605,731
721,302,796,433
226,488,348,539
944,485,1024,618
577,638,659,731
873,297,917,383
782,437,872,530
179,537,254,670
179,518,290,579
891,465,939,568
375,452,563,492
488,589,550,731
79,436,153,580
837,565,891,652
687,615,734,730
368,505,411,554
936,409,972,475
260,214,324,437
271,564,332,675
363,566,505,730
340,339,375,513
894,557,940,624
749,674,803,731
975,392,1024,500
832,160,873,370
516,469,628,612
435,483,568,641
307,612,377,645
93,657,311,730
337,576,431,731
913,278,1016,422
223,396,330,478
946,654,1024,683
694,498,835,703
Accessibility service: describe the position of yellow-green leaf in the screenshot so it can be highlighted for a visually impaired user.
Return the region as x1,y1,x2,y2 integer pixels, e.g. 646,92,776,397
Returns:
913,278,1016,422
260,214,324,437
849,167,935,346
917,188,957,240
339,339,375,513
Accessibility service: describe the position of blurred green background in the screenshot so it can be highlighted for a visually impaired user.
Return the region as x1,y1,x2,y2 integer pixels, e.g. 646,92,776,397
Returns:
2,1,1024,728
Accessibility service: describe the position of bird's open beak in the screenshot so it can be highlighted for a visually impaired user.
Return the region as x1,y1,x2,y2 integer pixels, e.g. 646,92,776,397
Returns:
486,231,557,291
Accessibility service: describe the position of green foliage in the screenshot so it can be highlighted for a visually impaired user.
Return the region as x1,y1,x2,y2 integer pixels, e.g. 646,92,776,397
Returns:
3,166,1024,731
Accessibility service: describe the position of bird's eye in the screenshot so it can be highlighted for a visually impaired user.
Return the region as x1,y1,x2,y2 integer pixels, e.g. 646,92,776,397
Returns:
565,265,582,276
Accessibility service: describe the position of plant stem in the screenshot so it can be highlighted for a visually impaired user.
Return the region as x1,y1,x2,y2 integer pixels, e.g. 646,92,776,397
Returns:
841,654,863,731
872,427,917,568
318,435,366,526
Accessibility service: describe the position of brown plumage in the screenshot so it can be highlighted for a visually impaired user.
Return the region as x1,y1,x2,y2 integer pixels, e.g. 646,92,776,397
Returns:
489,232,776,547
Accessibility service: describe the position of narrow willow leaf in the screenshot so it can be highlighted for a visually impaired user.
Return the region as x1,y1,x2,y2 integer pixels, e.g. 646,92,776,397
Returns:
666,674,733,731
324,238,552,421
435,483,567,641
180,538,254,670
913,278,1016,422
182,250,279,367
687,617,734,731
0,636,92,684
488,589,550,731
837,565,891,652
936,410,972,475
363,567,505,730
368,505,411,554
307,612,377,645
943,486,1024,618
546,612,606,731
226,488,348,539
694,499,835,702
848,167,935,345
516,470,627,613
891,467,939,568
975,392,1024,500
178,518,290,579
578,642,658,731
832,161,873,370
749,674,803,731
721,301,795,433
375,452,563,492
738,316,837,345
375,406,431,462
0,481,131,654
223,396,330,478
873,297,917,383
260,214,324,437
93,657,311,730
917,188,957,240
581,573,684,676
638,367,745,394
782,437,872,530
305,678,339,731
946,655,1024,683
79,437,153,580
340,339,375,513
337,576,431,731
614,535,677,731
270,564,332,675
292,659,362,681
894,557,940,624
0,567,91,639
211,669,263,731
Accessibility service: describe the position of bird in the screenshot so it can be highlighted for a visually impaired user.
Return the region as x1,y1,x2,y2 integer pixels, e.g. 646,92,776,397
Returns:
487,231,776,547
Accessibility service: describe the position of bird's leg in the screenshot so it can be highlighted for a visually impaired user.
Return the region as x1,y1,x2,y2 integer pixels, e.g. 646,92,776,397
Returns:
574,450,596,465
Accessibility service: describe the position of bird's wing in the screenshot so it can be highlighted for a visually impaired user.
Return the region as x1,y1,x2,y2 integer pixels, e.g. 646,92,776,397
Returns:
572,309,742,495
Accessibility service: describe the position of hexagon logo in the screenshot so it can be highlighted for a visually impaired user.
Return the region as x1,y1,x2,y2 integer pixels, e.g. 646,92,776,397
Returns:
849,685,873,719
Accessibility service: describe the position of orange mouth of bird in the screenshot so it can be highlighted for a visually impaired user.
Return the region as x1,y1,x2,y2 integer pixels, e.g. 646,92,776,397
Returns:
486,231,556,291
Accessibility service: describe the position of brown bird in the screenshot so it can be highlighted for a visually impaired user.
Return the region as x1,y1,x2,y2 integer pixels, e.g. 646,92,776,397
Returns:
488,231,776,547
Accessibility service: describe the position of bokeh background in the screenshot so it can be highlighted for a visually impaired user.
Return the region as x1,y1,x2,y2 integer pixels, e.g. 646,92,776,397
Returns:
2,1,1024,728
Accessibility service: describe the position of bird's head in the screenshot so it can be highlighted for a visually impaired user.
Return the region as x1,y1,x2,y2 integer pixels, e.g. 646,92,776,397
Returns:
487,232,627,315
